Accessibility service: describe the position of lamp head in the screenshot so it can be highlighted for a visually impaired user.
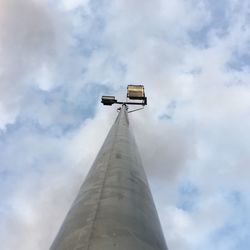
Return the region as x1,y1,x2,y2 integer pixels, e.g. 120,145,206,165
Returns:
101,96,117,106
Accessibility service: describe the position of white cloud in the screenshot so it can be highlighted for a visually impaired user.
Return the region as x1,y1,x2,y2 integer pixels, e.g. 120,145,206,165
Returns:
60,0,90,11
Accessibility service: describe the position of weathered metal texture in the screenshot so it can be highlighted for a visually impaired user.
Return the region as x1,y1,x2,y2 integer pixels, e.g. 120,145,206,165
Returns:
50,105,168,250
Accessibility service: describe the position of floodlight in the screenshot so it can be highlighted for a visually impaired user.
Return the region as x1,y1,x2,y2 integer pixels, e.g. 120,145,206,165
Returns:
101,96,117,106
127,85,145,100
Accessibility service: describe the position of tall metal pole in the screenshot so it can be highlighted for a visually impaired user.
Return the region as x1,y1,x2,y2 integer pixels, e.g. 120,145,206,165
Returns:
50,105,168,250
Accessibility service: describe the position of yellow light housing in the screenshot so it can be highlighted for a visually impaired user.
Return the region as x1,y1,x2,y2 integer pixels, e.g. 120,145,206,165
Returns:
127,85,145,100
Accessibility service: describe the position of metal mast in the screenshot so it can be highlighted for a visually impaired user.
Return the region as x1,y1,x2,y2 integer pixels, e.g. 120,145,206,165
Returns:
50,86,168,250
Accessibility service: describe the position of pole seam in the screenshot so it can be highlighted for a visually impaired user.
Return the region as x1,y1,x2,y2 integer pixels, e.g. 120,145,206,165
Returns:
85,109,123,250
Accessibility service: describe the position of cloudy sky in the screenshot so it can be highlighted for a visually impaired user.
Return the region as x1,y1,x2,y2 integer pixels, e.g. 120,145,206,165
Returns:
0,0,250,249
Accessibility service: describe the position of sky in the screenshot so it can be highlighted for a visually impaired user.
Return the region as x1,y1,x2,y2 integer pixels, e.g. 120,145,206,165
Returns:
0,0,250,249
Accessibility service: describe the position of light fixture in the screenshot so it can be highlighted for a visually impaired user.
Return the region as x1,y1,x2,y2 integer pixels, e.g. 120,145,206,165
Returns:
101,85,147,107
101,96,117,106
127,85,145,100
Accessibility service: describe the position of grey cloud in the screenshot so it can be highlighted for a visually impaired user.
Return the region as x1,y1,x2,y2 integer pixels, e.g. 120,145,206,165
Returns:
0,0,69,128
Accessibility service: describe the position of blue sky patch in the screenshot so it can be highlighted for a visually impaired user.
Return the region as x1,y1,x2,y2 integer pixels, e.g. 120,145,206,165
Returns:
0,83,111,139
226,52,250,72
177,180,199,212
159,100,177,121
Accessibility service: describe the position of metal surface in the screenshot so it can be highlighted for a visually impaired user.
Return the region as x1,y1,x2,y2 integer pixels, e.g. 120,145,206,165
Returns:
127,85,145,100
101,96,117,106
50,105,168,250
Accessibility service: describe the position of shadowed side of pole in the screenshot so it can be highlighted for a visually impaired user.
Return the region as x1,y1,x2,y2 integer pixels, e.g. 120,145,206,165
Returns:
50,105,168,250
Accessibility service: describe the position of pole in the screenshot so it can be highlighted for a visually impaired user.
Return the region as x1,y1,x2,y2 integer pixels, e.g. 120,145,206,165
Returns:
50,105,168,250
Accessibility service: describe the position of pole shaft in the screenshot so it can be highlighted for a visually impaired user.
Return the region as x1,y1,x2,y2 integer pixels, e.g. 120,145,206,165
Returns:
50,105,168,250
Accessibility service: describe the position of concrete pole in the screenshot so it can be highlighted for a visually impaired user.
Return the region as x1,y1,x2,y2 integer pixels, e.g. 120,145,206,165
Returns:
50,105,168,250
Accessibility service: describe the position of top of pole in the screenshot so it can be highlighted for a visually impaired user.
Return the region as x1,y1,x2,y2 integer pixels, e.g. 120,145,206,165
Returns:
101,84,147,107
